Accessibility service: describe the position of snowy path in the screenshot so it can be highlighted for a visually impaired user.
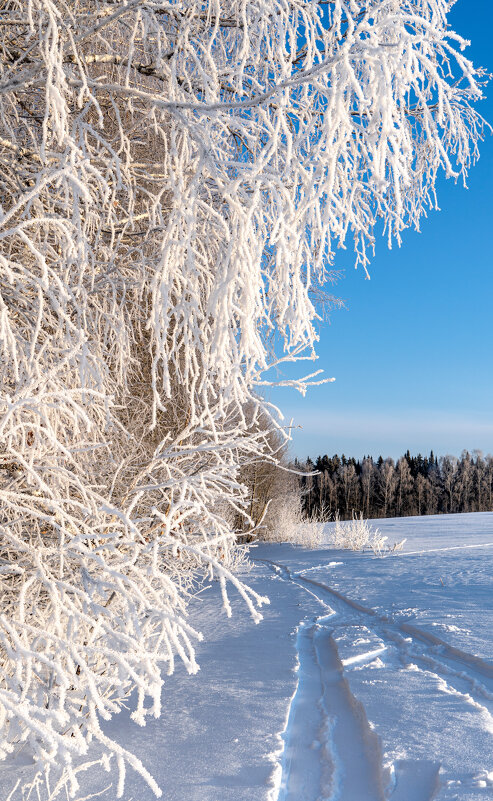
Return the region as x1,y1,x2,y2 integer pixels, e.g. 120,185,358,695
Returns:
260,560,387,801
257,531,493,801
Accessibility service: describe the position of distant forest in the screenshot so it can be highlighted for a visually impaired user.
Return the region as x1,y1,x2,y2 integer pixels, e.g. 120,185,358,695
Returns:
296,450,493,520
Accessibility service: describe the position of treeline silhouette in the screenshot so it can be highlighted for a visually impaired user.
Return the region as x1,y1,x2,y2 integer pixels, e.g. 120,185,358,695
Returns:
296,450,493,520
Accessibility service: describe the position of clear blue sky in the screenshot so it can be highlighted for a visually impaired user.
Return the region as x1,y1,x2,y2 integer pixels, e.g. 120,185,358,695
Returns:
271,0,493,462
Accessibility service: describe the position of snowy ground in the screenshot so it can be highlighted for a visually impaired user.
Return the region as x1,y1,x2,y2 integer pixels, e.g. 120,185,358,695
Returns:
2,512,493,801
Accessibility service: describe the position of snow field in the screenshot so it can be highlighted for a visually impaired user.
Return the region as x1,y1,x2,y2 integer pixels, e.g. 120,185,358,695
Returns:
1,512,492,801
259,512,493,800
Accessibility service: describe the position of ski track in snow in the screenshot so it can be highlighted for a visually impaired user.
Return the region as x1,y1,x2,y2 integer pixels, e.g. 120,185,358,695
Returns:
257,556,493,801
264,563,387,801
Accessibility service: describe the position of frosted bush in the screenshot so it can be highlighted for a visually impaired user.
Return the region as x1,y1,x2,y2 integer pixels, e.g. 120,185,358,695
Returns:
294,520,326,550
332,511,376,550
262,493,324,548
331,512,406,556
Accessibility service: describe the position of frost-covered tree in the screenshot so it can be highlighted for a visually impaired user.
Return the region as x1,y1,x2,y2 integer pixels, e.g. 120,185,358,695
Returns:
338,461,360,517
378,457,397,516
361,456,376,519
0,0,487,797
396,456,414,516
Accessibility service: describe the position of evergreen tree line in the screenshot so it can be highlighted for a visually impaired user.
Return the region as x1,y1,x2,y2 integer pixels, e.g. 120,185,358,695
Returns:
296,450,493,520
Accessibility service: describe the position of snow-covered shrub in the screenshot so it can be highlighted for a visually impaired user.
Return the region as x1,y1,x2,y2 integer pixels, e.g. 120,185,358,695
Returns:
370,532,407,556
331,511,376,550
260,492,324,548
294,519,326,550
0,0,485,797
261,492,303,543
331,512,406,556
331,511,382,551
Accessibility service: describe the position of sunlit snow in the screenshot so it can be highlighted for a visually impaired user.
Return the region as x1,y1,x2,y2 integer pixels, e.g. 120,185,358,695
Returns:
3,512,490,801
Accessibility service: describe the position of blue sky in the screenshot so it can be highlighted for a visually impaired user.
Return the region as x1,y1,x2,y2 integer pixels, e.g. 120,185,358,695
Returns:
271,0,493,462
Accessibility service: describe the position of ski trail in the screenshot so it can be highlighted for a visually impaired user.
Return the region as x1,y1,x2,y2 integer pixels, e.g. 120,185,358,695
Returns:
398,622,493,680
274,613,387,801
313,625,387,801
275,620,331,801
396,542,493,556
259,560,388,801
288,566,493,712
257,556,493,801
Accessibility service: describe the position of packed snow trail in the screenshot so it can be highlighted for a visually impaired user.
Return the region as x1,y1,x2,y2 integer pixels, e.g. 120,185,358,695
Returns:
260,561,387,801
264,557,493,716
258,542,493,801
275,619,331,801
295,569,493,724
275,614,386,801
313,626,387,801
265,562,437,801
